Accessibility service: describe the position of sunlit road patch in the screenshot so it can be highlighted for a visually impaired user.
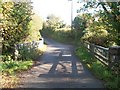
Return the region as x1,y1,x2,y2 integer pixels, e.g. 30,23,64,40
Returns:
19,38,105,88
62,50,72,57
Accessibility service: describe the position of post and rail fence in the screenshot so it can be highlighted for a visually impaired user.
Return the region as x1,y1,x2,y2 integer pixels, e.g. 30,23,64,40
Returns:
82,41,120,75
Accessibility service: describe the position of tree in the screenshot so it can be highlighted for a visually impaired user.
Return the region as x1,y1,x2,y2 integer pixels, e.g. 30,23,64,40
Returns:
99,2,120,45
78,0,120,46
41,14,67,38
25,14,43,42
0,0,2,55
73,15,85,31
45,14,63,30
72,13,91,38
82,17,109,47
2,2,33,54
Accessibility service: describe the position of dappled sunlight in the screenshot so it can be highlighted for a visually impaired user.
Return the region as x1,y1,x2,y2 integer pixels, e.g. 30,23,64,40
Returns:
29,46,96,84
30,44,84,77
38,44,47,52
18,38,105,88
2,0,119,88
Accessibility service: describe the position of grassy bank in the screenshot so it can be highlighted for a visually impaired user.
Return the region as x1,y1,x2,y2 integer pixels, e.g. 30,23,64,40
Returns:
75,44,119,90
1,44,47,88
1,59,33,88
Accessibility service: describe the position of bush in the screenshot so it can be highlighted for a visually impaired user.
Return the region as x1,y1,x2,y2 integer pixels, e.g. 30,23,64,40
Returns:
41,26,81,44
18,45,42,60
1,55,33,75
2,2,33,55
25,14,43,42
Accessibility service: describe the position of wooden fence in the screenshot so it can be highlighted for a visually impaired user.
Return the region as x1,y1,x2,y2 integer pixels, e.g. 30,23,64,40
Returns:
83,41,120,74
83,41,109,66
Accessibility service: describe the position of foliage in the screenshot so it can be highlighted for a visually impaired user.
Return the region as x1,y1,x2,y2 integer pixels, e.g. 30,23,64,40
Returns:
25,14,43,42
1,1,43,88
41,23,55,37
72,13,93,40
75,44,120,89
43,14,65,31
18,45,42,60
1,55,33,88
42,14,72,43
1,55,33,75
103,2,120,45
78,11,119,47
78,1,120,46
41,26,79,44
0,0,2,20
42,14,82,44
72,16,85,39
2,2,33,55
53,29,74,43
73,14,86,31
81,17,112,47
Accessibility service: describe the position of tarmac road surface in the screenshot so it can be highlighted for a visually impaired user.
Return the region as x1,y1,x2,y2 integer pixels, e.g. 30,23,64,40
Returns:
18,38,105,88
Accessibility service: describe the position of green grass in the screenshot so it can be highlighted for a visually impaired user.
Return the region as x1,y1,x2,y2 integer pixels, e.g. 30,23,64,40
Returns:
2,59,33,75
1,42,45,88
75,44,120,90
1,55,33,88
1,59,33,88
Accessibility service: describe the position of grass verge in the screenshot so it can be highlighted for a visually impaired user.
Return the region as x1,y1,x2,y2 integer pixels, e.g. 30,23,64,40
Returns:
1,59,33,88
1,44,47,88
75,44,119,90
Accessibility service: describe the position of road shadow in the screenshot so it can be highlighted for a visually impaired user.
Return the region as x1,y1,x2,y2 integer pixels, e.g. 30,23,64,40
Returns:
19,40,105,88
38,46,81,75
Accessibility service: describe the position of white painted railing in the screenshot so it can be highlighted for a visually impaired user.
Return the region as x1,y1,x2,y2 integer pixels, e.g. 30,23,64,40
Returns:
14,38,44,60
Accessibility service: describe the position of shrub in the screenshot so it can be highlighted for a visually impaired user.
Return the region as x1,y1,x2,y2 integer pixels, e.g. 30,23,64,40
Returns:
18,45,42,60
2,2,33,55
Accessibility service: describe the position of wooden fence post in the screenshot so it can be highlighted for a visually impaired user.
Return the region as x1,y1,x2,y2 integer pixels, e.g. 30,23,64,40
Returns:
108,46,120,75
90,43,95,55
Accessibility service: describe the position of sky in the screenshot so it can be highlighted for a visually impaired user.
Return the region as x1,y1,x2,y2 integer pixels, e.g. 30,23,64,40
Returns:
31,0,81,25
